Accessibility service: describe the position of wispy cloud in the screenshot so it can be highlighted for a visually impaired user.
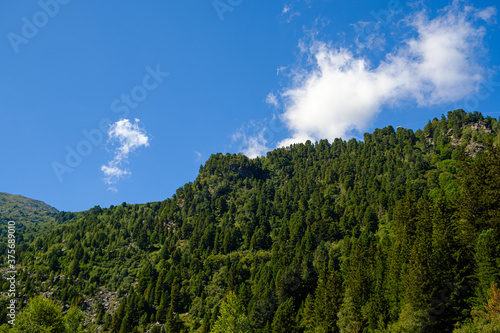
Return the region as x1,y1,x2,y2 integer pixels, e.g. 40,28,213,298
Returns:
277,2,496,147
281,3,301,23
231,114,287,158
232,123,270,159
194,151,203,163
266,92,280,108
101,118,150,188
352,20,388,52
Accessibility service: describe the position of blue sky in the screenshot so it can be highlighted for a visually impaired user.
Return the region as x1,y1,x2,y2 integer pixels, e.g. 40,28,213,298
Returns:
0,0,499,212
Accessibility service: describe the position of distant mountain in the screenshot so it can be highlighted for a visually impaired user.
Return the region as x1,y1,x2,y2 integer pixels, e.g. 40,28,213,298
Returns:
0,192,58,224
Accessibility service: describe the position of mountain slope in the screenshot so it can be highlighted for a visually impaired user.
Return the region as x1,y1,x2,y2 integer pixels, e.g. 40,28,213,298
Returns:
0,192,58,225
2,109,500,333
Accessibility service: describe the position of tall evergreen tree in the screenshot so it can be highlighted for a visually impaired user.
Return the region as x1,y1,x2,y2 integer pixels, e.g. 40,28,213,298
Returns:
210,291,252,333
272,297,297,333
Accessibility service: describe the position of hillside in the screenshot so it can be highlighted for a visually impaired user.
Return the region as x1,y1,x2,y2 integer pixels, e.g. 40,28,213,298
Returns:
0,193,59,259
1,109,500,333
0,192,58,225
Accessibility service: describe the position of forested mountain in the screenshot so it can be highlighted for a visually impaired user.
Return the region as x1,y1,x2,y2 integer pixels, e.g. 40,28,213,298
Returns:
1,109,500,332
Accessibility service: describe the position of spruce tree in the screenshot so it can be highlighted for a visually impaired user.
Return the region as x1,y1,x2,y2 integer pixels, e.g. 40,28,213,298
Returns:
271,297,297,333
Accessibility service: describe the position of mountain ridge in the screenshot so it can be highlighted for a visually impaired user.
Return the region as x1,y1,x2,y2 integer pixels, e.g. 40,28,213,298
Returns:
1,109,500,333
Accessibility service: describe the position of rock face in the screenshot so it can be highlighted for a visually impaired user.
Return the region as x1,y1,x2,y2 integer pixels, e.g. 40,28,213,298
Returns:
465,142,486,157
82,287,120,318
446,121,493,156
468,121,492,133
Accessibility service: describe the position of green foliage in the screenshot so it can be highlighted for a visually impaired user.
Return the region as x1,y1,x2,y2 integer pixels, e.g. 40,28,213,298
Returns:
64,306,85,333
337,296,361,333
271,297,297,333
2,110,500,332
386,304,429,333
0,192,58,225
210,291,252,333
454,282,500,332
475,229,499,305
11,296,65,333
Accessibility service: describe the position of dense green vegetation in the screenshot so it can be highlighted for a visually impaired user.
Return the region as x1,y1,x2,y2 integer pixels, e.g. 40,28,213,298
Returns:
0,193,59,265
1,110,500,332
0,193,58,225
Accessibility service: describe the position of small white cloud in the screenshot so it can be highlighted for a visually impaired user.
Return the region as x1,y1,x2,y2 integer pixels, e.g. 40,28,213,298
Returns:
101,118,150,186
232,124,270,159
277,66,287,75
101,165,130,179
109,118,150,155
281,3,300,23
474,6,496,23
242,131,269,158
194,151,203,162
232,114,288,157
266,92,280,108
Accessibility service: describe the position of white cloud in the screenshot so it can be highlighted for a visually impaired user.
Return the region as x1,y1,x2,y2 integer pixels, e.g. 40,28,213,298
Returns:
277,66,287,75
232,125,270,159
266,92,280,108
281,3,301,23
474,6,496,23
232,114,288,158
101,165,130,179
101,118,150,186
278,2,495,147
194,151,203,162
352,20,387,52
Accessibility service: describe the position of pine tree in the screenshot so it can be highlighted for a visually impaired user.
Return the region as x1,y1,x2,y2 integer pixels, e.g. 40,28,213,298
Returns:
210,291,252,333
119,314,133,333
156,292,168,322
165,309,184,333
315,270,342,333
112,299,126,333
271,297,297,333
336,296,361,333
301,294,315,332
475,229,499,305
